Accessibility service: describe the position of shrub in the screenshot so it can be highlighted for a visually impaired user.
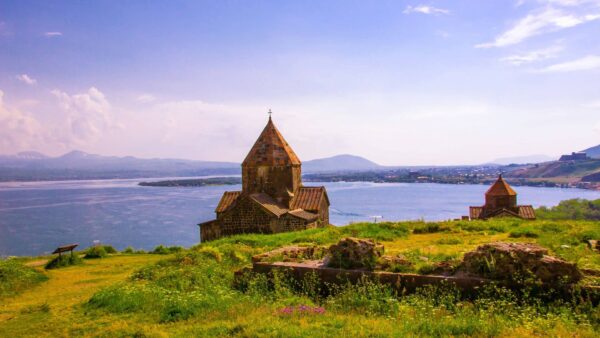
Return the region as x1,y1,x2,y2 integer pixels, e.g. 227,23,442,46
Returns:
435,237,462,245
123,246,135,254
413,223,448,234
102,245,118,254
45,254,83,269
84,246,108,259
151,245,183,255
509,228,539,238
0,259,49,298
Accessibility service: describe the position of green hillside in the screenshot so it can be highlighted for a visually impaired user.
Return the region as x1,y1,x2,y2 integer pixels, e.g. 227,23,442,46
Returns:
1,217,599,337
509,159,600,182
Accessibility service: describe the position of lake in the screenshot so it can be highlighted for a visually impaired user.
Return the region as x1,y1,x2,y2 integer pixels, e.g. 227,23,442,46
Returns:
1,178,600,256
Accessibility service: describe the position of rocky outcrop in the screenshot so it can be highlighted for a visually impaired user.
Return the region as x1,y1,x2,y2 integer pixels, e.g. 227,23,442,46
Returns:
252,245,325,263
460,242,582,286
326,237,383,270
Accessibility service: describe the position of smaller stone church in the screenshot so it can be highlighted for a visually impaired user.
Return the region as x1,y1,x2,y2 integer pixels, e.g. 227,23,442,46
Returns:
469,175,536,220
199,115,330,241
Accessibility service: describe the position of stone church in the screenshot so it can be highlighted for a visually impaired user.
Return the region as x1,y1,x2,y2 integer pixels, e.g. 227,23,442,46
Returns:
199,116,330,241
469,175,536,220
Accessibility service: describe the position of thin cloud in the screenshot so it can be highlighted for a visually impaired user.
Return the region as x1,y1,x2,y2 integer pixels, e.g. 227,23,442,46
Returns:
476,7,600,48
15,74,37,85
501,45,563,65
136,94,156,103
403,5,450,15
537,55,600,72
44,32,63,37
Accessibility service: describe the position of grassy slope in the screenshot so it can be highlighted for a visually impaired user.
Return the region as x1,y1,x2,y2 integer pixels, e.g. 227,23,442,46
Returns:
510,160,600,182
0,220,599,337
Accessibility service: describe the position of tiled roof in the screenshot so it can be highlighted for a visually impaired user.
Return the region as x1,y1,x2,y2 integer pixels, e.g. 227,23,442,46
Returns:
290,186,329,211
469,206,483,219
518,205,536,219
215,191,241,213
242,117,301,167
288,209,318,221
249,193,289,217
486,175,517,196
486,208,521,218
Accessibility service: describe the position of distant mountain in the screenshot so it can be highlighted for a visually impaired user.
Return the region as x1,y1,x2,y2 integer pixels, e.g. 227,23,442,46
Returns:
487,154,554,165
0,150,240,181
303,154,383,173
582,144,600,159
0,151,384,181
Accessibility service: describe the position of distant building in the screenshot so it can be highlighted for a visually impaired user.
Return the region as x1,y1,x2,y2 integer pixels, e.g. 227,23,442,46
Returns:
198,116,330,242
469,175,535,220
559,152,589,161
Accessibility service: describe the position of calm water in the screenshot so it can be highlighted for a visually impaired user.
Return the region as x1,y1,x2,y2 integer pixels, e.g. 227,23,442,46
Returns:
2,178,600,256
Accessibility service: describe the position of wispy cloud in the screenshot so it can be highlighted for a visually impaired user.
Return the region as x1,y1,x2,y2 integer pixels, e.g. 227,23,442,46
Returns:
477,7,600,48
403,5,450,15
44,31,63,37
501,45,563,65
537,55,600,72
136,94,156,103
15,74,37,85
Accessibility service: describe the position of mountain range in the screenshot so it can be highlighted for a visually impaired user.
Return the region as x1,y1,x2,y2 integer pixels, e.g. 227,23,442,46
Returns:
0,151,385,181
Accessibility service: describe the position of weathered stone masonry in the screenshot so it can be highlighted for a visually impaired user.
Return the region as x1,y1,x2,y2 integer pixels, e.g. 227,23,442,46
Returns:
198,116,330,241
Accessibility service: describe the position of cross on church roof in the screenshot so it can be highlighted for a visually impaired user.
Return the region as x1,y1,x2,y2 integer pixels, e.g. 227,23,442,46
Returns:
268,109,272,119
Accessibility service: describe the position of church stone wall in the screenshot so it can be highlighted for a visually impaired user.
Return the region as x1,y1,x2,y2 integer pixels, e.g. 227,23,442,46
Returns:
217,197,273,236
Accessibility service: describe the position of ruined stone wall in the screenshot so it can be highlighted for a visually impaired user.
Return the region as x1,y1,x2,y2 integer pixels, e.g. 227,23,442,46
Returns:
217,196,274,236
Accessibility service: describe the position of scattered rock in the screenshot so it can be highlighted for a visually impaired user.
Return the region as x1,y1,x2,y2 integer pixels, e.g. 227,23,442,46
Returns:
252,246,322,263
587,240,599,252
377,254,413,271
460,242,582,287
560,245,571,249
326,237,383,270
430,260,460,276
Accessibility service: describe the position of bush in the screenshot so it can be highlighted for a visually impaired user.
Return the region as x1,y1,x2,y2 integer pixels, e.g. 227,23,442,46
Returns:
152,245,184,255
84,246,108,259
123,246,135,254
0,259,49,298
45,254,83,269
152,245,170,255
509,228,539,238
413,223,448,234
102,245,117,254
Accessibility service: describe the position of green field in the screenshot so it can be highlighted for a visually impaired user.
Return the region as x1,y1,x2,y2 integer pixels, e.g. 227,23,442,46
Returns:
1,218,599,337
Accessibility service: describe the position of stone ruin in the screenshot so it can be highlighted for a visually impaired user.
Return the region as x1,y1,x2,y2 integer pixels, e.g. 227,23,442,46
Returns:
248,238,589,292
459,242,582,287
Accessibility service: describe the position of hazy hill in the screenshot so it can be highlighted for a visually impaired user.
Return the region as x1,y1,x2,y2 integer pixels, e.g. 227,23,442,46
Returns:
303,154,383,172
582,144,600,159
509,159,600,182
0,151,384,181
487,154,554,165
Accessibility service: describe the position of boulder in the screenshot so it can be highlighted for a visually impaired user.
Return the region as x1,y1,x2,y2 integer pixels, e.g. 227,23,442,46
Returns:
252,246,322,263
460,242,582,286
326,237,384,270
587,240,599,252
377,254,413,271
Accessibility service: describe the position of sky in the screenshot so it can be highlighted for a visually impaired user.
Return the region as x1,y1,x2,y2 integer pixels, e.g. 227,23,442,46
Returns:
0,0,599,165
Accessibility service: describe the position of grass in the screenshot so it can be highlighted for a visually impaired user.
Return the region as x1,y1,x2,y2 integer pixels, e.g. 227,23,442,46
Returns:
44,254,83,270
1,219,599,337
0,259,48,299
